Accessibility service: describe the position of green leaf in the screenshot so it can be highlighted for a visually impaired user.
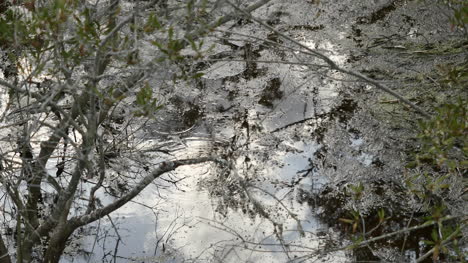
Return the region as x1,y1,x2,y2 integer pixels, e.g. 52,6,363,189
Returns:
339,218,354,224
431,228,439,241
191,72,204,79
136,84,152,106
168,27,174,40
144,13,162,33
377,208,385,222
423,240,435,246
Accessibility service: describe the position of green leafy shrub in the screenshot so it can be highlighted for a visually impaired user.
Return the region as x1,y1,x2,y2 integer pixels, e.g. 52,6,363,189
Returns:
416,98,467,173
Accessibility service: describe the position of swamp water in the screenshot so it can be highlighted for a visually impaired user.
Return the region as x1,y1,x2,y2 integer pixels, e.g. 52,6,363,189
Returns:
2,0,462,262
60,2,355,261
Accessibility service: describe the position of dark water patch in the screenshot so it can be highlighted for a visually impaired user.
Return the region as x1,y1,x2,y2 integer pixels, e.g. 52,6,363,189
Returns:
285,93,359,177
308,178,461,262
359,68,392,80
242,43,267,80
308,94,359,160
346,53,365,63
348,25,365,48
350,214,448,263
227,90,238,101
402,14,416,27
266,32,282,44
329,97,358,123
192,60,211,72
289,24,325,31
352,26,362,38
309,184,347,219
258,77,284,107
356,0,405,25
371,157,385,168
182,103,202,126
266,11,289,26
205,43,268,85
348,127,361,137
353,246,381,262
222,74,241,84
235,18,252,26
168,96,203,128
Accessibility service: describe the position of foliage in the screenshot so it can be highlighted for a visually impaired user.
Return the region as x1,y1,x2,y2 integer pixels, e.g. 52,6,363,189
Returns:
406,95,466,261
340,29,467,263
134,83,162,117
445,0,468,30
416,98,467,172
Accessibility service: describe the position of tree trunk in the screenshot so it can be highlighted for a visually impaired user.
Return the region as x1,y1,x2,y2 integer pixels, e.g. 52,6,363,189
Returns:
42,226,74,263
0,234,11,263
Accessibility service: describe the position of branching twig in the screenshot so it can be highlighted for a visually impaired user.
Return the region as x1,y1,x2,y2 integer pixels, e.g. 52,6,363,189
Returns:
248,185,305,237
334,215,465,253
415,228,460,263
72,157,220,226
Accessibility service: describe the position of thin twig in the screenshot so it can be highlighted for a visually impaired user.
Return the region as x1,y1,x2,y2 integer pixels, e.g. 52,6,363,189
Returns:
415,228,460,263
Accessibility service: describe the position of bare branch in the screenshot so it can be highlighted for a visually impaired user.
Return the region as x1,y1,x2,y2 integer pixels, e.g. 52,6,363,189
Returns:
71,157,219,226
